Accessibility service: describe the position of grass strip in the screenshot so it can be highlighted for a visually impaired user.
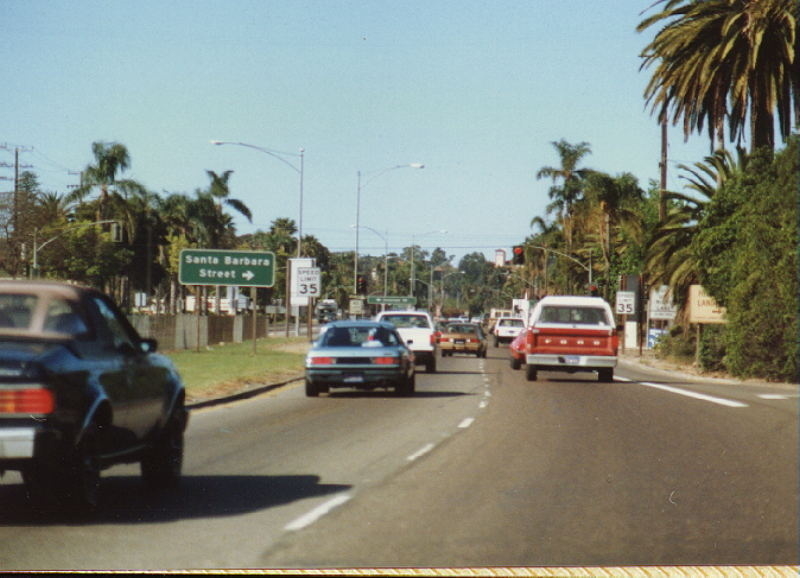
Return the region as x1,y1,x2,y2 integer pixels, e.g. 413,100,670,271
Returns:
166,337,309,400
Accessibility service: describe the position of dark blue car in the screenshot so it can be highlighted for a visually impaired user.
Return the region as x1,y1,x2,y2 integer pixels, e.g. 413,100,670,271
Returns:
0,281,187,511
304,320,416,397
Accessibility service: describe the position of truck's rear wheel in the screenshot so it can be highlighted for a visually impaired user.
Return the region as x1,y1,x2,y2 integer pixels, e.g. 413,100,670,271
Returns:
598,368,614,382
525,365,537,381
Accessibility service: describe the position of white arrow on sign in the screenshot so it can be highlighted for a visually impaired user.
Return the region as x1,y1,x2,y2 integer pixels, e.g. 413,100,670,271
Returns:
242,271,255,281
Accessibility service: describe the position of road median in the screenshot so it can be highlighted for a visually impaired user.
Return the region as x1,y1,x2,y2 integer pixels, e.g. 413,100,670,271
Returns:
164,337,311,408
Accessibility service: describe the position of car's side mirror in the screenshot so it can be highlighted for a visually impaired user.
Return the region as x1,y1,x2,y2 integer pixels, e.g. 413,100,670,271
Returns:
139,338,158,353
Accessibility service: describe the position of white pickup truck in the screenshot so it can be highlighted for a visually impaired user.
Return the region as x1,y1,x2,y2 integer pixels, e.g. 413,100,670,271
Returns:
375,310,438,373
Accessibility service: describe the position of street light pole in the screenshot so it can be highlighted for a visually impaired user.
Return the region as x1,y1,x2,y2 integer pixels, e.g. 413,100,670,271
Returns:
211,140,305,335
354,163,424,294
32,220,118,279
352,224,389,299
409,229,447,297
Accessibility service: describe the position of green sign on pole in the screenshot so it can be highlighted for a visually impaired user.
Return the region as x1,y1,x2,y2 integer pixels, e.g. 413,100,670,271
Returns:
179,249,276,287
366,296,417,306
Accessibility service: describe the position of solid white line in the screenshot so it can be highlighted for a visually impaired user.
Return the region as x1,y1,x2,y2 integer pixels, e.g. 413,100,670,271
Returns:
621,377,748,408
407,443,435,461
458,417,475,429
284,494,352,531
758,394,798,400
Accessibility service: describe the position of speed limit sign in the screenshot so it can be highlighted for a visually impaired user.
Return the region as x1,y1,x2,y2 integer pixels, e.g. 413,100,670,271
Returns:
296,267,321,297
615,291,636,315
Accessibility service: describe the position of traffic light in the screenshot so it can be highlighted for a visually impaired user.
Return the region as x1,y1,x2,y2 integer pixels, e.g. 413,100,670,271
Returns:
356,275,367,295
512,245,525,265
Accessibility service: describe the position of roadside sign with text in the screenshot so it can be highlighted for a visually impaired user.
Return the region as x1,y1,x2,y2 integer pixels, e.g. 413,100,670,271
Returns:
289,258,315,306
366,296,417,306
296,267,321,298
179,249,275,287
649,285,678,320
615,291,636,315
688,285,727,324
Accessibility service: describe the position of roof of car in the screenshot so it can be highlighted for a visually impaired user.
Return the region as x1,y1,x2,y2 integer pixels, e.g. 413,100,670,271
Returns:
325,319,396,329
536,295,611,307
0,280,92,300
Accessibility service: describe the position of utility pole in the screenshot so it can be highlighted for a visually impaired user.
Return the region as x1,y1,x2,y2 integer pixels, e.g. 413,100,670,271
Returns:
659,116,668,221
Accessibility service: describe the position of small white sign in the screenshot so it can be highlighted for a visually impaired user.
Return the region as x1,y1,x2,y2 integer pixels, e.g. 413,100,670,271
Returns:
296,267,321,297
616,291,636,315
649,285,677,320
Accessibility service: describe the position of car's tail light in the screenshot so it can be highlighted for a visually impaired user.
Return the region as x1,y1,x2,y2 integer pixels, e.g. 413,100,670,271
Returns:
0,388,55,414
372,356,399,365
430,333,438,345
308,356,335,366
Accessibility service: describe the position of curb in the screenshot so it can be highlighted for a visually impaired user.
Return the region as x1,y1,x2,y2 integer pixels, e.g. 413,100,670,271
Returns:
617,354,797,391
187,376,304,410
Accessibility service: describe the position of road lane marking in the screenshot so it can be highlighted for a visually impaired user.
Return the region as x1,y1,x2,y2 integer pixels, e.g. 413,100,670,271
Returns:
458,417,475,429
618,377,748,408
407,443,435,462
285,494,352,531
758,393,799,400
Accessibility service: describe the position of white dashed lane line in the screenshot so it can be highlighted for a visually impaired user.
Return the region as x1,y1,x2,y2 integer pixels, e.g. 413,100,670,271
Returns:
617,377,748,408
407,443,436,462
285,494,352,531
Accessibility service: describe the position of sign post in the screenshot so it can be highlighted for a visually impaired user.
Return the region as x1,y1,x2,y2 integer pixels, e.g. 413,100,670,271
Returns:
179,249,275,354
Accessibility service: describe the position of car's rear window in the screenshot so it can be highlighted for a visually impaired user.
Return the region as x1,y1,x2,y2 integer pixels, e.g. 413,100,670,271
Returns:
0,293,89,336
381,315,430,329
499,318,524,327
538,306,610,325
446,324,478,334
322,326,399,347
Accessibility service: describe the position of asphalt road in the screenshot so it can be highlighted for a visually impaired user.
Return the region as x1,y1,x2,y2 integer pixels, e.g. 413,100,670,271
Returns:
0,349,797,571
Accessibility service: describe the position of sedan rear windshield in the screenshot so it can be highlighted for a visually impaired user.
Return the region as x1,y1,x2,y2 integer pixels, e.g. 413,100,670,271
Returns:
538,306,611,326
380,315,430,329
0,293,89,336
322,326,400,347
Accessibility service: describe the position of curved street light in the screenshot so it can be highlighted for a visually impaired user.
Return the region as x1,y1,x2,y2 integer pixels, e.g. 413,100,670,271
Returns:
355,163,424,293
351,224,389,298
32,220,118,279
210,140,305,257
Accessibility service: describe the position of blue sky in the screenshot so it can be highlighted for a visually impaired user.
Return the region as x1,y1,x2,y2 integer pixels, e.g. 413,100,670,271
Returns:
3,0,710,264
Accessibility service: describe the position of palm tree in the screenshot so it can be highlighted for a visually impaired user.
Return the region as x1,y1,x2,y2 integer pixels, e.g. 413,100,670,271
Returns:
205,170,253,224
68,142,133,221
583,172,645,276
536,139,592,252
645,149,745,307
639,0,798,152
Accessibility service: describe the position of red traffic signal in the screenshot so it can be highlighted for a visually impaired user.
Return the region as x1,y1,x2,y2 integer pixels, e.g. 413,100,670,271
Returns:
512,245,525,265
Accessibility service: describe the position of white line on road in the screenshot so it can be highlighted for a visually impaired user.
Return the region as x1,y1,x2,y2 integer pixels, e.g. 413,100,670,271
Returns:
284,494,352,531
407,443,435,462
458,417,475,429
758,393,799,400
618,377,748,408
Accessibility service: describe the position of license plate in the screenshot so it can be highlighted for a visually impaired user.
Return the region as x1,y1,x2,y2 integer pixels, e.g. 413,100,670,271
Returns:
564,356,580,365
455,339,465,344
343,374,364,383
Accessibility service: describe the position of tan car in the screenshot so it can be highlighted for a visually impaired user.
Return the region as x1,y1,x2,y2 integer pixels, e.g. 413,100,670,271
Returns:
439,322,487,358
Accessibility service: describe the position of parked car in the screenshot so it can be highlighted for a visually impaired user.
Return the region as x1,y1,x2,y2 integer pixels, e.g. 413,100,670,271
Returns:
304,320,416,396
492,316,525,347
374,310,438,373
518,295,619,382
439,322,487,358
0,281,188,511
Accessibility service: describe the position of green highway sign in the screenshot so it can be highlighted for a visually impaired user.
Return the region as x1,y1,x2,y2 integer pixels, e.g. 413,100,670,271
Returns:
179,249,276,287
366,296,417,306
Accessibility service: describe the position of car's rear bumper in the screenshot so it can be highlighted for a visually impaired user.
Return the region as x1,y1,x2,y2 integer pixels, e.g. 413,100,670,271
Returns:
440,343,482,353
526,354,617,370
306,367,407,388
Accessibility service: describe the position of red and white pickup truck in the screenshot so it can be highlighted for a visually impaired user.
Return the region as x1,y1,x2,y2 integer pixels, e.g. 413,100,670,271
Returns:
509,295,619,382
